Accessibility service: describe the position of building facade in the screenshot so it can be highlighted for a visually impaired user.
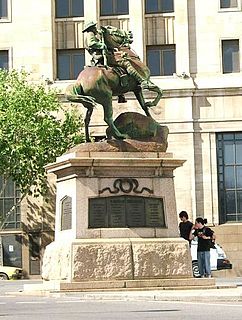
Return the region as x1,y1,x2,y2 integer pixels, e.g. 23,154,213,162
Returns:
1,0,242,276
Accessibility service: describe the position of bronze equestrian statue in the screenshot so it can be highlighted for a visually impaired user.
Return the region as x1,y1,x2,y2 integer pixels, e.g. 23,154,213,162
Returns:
65,21,162,142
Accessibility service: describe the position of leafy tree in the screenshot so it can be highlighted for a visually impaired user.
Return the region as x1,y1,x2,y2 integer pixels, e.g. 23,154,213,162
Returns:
0,69,84,202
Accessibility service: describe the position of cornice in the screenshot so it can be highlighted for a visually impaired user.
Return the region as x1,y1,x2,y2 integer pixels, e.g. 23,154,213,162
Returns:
58,86,242,102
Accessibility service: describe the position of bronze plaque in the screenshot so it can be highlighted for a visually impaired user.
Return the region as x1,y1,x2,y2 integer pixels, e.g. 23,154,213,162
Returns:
88,196,165,228
107,197,126,227
145,198,165,227
88,198,107,228
61,196,72,230
126,197,145,227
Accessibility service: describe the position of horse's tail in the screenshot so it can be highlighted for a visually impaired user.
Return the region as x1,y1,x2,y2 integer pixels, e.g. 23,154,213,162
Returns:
65,84,98,108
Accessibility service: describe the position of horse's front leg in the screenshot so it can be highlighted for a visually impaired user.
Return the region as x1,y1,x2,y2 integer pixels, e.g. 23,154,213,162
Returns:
133,88,151,117
103,101,128,140
84,106,93,142
81,101,95,142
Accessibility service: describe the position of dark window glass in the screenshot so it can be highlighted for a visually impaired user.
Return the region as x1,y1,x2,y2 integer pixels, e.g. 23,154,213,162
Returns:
220,0,238,8
0,0,8,18
100,0,129,16
57,49,85,80
222,40,240,73
147,49,161,75
236,140,242,164
236,167,242,188
145,0,174,13
0,176,21,230
217,132,242,223
72,0,84,16
0,50,8,70
147,45,176,76
1,235,22,268
55,0,84,18
224,140,234,164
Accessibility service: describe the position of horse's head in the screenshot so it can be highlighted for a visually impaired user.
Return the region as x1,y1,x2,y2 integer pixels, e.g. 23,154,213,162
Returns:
101,25,133,50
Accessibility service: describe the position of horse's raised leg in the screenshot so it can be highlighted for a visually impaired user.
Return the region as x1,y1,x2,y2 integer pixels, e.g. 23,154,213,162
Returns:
144,86,163,108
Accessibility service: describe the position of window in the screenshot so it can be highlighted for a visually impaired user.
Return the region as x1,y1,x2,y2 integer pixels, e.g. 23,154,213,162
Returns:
55,0,84,18
1,235,22,268
220,0,238,9
217,133,242,223
0,50,8,69
0,176,21,230
145,0,174,13
222,40,240,73
0,0,8,18
57,49,85,80
100,0,129,16
147,45,176,76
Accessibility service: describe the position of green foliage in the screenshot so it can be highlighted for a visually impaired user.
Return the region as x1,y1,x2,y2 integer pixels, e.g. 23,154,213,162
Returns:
0,69,84,197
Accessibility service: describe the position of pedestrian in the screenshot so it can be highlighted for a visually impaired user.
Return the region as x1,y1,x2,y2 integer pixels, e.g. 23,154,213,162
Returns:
178,211,193,243
189,217,215,278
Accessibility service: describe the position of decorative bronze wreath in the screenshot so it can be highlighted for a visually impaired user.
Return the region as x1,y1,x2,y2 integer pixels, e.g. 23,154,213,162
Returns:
99,178,153,194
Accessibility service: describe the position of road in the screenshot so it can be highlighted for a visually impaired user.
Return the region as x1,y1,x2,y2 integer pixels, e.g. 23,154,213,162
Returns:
1,294,242,320
0,279,242,320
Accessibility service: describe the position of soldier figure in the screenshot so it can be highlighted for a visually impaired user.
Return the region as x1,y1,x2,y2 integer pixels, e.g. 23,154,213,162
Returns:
82,21,155,90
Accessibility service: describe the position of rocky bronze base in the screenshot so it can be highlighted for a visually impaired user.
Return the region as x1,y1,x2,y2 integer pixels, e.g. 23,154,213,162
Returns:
67,138,167,153
67,111,168,153
106,112,168,149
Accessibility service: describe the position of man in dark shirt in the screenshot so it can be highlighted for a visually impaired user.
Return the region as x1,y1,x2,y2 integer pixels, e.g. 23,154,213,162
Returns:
179,211,193,242
189,217,215,277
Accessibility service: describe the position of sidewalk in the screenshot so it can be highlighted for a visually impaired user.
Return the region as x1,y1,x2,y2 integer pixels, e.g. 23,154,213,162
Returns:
64,286,242,302
22,278,242,302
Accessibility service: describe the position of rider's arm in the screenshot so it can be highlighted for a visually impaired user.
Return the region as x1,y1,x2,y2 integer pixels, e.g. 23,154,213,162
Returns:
86,32,106,50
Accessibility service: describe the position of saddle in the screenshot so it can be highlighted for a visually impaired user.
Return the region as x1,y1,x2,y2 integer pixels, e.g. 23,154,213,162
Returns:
112,66,129,87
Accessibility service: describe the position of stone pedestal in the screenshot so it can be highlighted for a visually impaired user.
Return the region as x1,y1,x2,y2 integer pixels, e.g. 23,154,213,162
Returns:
42,141,197,288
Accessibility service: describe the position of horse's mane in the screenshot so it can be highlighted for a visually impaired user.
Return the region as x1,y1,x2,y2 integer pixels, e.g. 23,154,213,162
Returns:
101,25,133,50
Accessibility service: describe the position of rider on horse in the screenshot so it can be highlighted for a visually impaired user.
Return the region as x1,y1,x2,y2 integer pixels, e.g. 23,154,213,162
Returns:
82,21,156,91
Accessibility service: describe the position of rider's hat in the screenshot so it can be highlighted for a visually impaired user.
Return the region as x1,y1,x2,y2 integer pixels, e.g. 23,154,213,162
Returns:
82,21,97,33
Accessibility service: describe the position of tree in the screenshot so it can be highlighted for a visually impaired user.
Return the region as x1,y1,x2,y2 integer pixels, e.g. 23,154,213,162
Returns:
0,69,84,203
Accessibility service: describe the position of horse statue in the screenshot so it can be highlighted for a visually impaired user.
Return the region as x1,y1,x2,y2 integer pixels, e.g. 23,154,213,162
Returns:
65,25,162,142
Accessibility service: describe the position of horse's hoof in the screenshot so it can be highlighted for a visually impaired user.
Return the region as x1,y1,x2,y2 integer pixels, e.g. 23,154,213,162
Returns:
115,134,129,140
145,102,153,108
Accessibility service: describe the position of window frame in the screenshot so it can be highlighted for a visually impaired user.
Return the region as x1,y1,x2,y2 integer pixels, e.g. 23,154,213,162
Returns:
0,0,11,22
56,49,85,80
219,0,241,11
217,132,242,223
100,0,129,16
0,176,21,230
146,44,176,76
145,0,174,14
221,39,240,74
0,49,9,70
55,0,84,18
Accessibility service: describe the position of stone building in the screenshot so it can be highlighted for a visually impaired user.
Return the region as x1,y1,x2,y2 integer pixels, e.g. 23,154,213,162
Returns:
0,0,242,277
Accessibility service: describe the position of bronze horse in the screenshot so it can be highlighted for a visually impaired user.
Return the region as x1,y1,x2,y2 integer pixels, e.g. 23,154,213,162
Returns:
65,26,162,141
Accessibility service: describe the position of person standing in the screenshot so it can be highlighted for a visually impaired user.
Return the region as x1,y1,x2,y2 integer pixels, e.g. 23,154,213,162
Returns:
189,217,215,278
179,211,193,243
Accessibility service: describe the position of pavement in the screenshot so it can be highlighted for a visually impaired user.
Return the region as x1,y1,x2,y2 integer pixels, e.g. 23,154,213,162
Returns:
20,277,242,302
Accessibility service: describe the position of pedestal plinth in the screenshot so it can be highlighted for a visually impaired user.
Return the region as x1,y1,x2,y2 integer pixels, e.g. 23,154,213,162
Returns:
42,141,197,288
